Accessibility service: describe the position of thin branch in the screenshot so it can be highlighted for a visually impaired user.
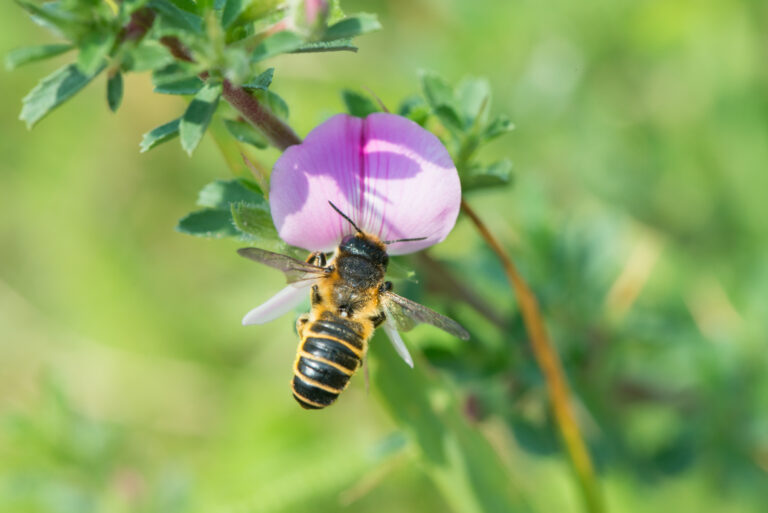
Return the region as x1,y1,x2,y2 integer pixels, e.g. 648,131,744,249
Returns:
155,35,302,151
460,199,604,513
221,80,301,151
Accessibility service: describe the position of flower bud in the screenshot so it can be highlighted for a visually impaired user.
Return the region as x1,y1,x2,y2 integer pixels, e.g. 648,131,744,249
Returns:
293,0,329,39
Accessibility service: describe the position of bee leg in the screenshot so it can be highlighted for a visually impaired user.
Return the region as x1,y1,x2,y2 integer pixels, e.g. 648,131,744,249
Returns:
363,356,370,396
311,285,323,306
296,314,310,337
305,251,327,267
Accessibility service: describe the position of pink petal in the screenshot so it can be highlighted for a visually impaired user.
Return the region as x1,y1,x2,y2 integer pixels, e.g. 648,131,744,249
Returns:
270,113,461,255
242,283,311,325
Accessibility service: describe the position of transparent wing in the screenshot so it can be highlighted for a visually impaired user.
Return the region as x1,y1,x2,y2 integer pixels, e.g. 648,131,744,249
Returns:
382,316,414,368
237,247,327,284
382,291,470,341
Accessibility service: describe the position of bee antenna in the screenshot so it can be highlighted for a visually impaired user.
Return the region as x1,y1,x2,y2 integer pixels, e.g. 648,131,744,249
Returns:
328,201,363,234
382,236,428,245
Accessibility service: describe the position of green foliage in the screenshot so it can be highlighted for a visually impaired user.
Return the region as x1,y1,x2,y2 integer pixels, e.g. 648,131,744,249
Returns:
154,76,205,95
293,38,357,53
20,63,103,128
5,44,73,70
417,71,515,193
252,88,289,120
139,118,181,152
149,0,204,34
242,67,274,90
250,31,305,62
180,82,222,155
370,332,532,513
223,118,269,148
177,208,241,238
323,13,381,41
11,0,380,147
178,178,282,247
341,89,380,118
106,71,123,112
76,30,116,76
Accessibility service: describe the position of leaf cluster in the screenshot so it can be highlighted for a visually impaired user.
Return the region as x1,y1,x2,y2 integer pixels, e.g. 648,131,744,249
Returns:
341,73,515,194
11,0,381,155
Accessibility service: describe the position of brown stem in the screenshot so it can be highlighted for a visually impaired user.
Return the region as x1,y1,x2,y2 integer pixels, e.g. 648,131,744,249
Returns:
221,80,301,151
156,36,302,151
460,199,604,513
120,8,155,44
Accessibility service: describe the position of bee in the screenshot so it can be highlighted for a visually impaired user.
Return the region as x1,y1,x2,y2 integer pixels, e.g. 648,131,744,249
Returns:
238,202,470,409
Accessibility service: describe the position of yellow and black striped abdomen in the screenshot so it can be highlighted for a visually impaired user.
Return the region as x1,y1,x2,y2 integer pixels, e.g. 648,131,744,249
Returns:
292,315,367,409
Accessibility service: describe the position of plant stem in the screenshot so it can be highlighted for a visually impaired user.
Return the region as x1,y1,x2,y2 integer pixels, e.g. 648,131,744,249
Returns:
156,35,302,151
221,80,301,151
460,199,604,513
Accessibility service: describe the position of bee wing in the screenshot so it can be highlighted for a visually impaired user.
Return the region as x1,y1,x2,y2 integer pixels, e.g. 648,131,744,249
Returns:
382,291,470,341
237,247,327,284
381,315,414,368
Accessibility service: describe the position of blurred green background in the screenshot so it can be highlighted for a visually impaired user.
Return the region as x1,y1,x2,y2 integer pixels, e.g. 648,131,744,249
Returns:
2,0,768,512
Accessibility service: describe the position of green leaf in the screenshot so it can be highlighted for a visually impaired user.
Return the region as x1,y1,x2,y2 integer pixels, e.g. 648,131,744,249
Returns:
20,63,102,128
482,115,515,142
154,76,204,95
242,68,274,90
5,44,73,70
197,178,264,209
221,0,244,28
152,62,201,86
15,0,86,41
179,179,274,241
434,105,464,136
231,202,279,240
252,89,288,120
139,118,181,153
369,332,533,513
292,39,357,53
77,30,116,76
180,82,222,155
462,159,513,192
341,90,379,118
398,95,430,126
168,0,199,11
223,119,268,149
123,41,175,72
456,77,491,127
226,0,283,31
149,0,203,34
421,71,456,110
323,13,381,40
176,209,239,238
250,31,304,62
107,72,123,112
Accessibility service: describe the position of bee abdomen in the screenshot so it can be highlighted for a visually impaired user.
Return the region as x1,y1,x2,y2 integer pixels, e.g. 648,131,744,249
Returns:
292,324,365,409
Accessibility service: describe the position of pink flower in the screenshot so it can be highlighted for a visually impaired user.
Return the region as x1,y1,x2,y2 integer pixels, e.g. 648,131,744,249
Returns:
241,113,462,364
271,113,461,255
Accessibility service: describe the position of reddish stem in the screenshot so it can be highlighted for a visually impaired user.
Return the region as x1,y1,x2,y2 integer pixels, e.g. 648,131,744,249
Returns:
221,80,301,151
156,36,301,151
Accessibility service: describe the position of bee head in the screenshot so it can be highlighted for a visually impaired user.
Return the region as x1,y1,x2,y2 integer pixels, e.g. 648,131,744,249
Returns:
339,233,389,268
